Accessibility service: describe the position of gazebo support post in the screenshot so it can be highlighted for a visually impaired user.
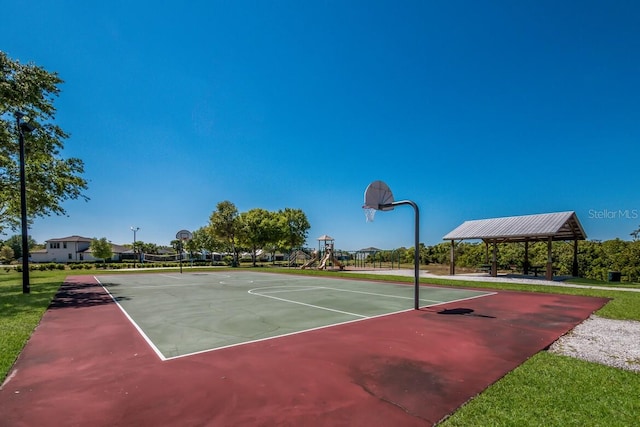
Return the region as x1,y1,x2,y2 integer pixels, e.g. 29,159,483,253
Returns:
484,241,489,265
449,240,456,275
523,240,529,275
572,239,579,277
491,241,498,277
546,237,553,280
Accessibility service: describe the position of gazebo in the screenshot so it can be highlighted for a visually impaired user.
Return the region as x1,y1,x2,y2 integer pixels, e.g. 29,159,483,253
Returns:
443,211,587,280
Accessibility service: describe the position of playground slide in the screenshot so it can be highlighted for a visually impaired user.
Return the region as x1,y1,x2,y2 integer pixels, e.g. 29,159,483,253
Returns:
318,253,331,269
301,257,317,269
318,251,344,270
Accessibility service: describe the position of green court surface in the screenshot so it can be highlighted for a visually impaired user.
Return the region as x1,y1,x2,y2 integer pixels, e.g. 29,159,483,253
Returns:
96,271,493,360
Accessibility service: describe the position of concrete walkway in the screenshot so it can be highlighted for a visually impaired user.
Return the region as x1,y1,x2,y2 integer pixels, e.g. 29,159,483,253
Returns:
344,268,640,293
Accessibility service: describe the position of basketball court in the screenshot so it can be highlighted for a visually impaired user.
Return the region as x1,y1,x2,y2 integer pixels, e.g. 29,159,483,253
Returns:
0,271,608,426
96,271,493,360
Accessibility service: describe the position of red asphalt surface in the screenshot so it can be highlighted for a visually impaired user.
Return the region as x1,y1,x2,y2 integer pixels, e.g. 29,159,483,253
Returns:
1,276,608,426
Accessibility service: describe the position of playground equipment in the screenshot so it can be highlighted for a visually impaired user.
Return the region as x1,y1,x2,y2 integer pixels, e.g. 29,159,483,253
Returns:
300,252,318,269
300,235,344,270
363,180,421,310
318,245,344,270
289,250,311,267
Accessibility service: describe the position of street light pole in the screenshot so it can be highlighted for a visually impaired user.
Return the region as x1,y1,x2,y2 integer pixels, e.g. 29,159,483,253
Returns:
15,112,34,294
131,226,140,267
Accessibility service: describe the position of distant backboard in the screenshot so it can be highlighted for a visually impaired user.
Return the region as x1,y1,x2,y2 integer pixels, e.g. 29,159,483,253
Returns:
176,229,193,241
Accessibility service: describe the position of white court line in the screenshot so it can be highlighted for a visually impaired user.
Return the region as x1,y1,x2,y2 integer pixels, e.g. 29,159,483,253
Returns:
248,287,369,319
110,283,204,290
423,291,499,308
252,285,449,304
158,273,186,280
166,305,417,361
251,286,328,294
94,276,168,361
168,286,497,361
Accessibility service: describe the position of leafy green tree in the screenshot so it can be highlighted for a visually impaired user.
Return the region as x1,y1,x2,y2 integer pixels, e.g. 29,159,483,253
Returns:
90,237,113,264
0,51,88,234
139,242,159,255
277,208,310,255
192,226,226,260
208,201,240,266
428,242,451,265
2,234,37,260
170,239,182,254
131,240,144,263
238,208,275,266
0,245,14,263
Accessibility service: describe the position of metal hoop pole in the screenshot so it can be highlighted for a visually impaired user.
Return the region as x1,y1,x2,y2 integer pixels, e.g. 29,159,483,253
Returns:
380,200,420,310
16,113,30,294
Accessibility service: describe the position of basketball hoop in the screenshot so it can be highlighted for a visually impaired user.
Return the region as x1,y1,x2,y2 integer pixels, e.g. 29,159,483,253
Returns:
361,180,421,310
362,181,395,223
176,229,193,241
363,207,377,222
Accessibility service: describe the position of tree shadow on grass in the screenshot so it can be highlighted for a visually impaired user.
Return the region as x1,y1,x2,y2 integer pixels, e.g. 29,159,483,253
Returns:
0,280,61,319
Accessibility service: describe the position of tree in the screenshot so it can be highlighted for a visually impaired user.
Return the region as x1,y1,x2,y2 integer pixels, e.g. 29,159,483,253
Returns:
90,237,113,264
238,208,273,267
0,51,88,234
208,201,240,266
0,245,14,263
192,226,226,262
277,208,310,255
139,242,160,255
2,234,37,260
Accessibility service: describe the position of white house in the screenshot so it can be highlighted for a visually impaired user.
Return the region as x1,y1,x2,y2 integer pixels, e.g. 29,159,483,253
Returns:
30,235,127,263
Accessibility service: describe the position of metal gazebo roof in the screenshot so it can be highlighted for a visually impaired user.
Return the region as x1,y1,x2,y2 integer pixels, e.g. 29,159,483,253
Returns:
443,211,586,243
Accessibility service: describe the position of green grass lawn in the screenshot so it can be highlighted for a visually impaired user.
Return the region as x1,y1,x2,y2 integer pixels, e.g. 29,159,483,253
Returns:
440,352,640,426
0,270,69,381
2,266,639,426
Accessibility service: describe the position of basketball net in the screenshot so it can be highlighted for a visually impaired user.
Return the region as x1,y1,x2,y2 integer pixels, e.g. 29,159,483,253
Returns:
363,207,377,223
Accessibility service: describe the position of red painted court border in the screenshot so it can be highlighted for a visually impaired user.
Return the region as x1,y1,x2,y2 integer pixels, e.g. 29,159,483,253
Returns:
1,275,608,426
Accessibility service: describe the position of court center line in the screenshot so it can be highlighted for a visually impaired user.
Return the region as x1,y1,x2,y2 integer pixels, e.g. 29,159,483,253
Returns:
106,283,204,290
253,285,448,304
248,288,369,319
320,286,447,303
250,286,329,294
165,304,418,361
158,274,186,280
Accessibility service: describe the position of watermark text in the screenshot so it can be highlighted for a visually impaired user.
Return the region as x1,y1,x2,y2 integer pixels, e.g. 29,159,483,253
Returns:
588,209,639,220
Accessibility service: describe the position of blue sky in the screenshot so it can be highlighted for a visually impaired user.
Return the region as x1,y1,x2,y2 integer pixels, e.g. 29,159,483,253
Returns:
2,0,639,250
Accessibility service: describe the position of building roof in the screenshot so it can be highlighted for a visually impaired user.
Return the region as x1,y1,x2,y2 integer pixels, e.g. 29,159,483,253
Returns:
443,211,587,243
46,235,93,243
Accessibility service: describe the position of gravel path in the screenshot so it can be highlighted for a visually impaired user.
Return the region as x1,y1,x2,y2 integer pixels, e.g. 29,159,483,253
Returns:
549,315,640,372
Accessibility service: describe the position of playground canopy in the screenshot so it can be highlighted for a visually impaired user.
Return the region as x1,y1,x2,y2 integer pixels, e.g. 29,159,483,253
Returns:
443,211,587,279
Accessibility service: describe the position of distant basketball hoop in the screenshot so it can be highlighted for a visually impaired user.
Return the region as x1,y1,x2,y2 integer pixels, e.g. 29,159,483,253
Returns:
175,229,193,274
362,180,421,310
176,229,193,241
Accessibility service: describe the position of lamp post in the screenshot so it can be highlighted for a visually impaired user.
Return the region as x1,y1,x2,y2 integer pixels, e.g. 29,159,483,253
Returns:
15,112,35,294
131,226,140,266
